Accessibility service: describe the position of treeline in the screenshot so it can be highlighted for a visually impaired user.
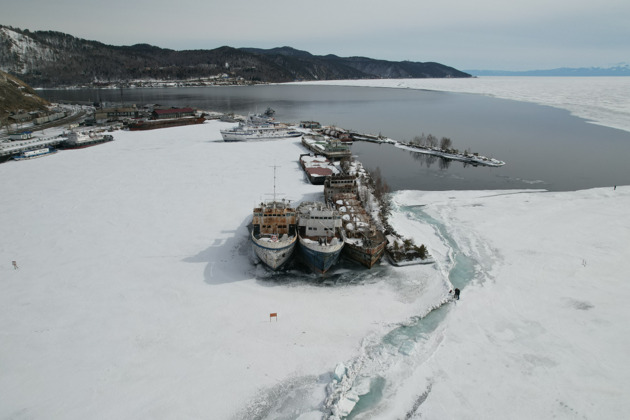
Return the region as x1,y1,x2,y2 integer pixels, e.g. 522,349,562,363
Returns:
411,133,482,158
411,133,454,152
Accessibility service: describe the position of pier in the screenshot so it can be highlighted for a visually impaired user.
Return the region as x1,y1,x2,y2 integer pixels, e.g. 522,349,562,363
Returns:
0,136,66,161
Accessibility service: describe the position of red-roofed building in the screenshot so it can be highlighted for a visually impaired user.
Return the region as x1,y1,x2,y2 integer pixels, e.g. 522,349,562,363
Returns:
152,107,196,119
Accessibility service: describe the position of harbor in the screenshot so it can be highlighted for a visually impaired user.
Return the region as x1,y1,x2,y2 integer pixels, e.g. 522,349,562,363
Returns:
251,131,435,274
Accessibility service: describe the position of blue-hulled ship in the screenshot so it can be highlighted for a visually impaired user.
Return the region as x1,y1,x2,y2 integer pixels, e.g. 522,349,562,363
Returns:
297,201,345,274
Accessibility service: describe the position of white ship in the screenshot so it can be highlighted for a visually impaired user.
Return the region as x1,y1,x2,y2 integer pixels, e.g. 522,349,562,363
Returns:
297,201,345,274
251,198,298,270
221,123,302,142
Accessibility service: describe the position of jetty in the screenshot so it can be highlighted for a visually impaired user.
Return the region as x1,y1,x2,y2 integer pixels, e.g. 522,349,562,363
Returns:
0,135,67,162
396,142,505,167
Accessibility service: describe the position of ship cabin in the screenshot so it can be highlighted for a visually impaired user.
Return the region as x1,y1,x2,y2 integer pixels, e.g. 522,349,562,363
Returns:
297,203,342,240
252,201,297,238
8,131,33,141
324,174,358,203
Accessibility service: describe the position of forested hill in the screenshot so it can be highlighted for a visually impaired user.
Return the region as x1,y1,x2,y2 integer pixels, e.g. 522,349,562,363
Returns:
0,25,471,88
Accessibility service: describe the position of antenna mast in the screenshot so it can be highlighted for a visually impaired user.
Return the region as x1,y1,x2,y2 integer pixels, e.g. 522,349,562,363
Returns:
273,164,277,202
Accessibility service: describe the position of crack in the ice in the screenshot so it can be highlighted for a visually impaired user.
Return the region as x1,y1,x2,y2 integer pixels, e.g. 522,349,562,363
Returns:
405,381,433,419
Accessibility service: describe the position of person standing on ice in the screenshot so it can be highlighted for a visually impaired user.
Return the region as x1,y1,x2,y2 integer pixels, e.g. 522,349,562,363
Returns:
454,288,460,300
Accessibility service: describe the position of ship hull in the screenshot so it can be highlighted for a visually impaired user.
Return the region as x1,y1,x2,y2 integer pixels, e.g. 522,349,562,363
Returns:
343,240,386,269
59,135,113,149
128,117,205,131
251,232,297,270
298,235,344,274
222,129,301,142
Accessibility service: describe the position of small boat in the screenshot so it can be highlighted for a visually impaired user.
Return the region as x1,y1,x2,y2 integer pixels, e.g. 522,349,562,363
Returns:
297,201,345,274
12,147,58,161
60,130,114,149
251,198,298,270
299,153,339,185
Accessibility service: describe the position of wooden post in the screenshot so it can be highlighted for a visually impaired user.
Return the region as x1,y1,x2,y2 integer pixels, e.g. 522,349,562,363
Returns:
269,313,277,322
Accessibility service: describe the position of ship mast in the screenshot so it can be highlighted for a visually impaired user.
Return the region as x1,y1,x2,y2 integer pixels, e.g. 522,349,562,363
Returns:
273,164,277,203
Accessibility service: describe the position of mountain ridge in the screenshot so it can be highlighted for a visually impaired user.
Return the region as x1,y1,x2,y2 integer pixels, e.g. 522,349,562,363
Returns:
0,25,470,88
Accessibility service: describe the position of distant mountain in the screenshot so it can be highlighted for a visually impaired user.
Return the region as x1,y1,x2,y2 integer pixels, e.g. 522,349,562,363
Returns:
0,26,471,88
466,65,630,77
0,69,50,125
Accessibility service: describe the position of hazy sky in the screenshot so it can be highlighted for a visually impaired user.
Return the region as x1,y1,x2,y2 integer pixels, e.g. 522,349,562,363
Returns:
1,0,628,70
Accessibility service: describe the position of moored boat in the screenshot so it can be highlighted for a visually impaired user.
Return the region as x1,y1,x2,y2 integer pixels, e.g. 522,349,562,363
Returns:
221,123,302,142
60,130,113,149
251,199,298,270
127,116,205,131
299,153,339,184
301,135,351,160
12,147,58,161
297,201,345,274
324,175,386,268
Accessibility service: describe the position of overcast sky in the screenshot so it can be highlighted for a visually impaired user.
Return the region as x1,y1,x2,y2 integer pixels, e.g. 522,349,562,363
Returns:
1,0,628,71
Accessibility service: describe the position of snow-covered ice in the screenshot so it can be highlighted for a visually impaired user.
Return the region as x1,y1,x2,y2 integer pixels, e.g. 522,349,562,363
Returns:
0,122,445,419
1,117,629,419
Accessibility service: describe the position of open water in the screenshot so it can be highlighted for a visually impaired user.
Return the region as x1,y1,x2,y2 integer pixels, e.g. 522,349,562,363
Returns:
40,83,630,191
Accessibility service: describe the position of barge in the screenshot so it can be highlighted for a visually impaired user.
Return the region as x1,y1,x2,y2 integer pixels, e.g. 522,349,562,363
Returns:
299,153,339,185
324,175,386,268
301,135,351,160
127,116,205,131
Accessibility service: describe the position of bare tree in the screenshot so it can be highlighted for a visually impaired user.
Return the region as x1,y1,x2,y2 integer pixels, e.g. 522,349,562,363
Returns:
412,133,426,146
440,137,452,150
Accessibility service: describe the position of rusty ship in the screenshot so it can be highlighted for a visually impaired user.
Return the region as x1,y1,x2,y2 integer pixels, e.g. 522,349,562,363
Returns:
251,198,297,270
324,175,386,268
